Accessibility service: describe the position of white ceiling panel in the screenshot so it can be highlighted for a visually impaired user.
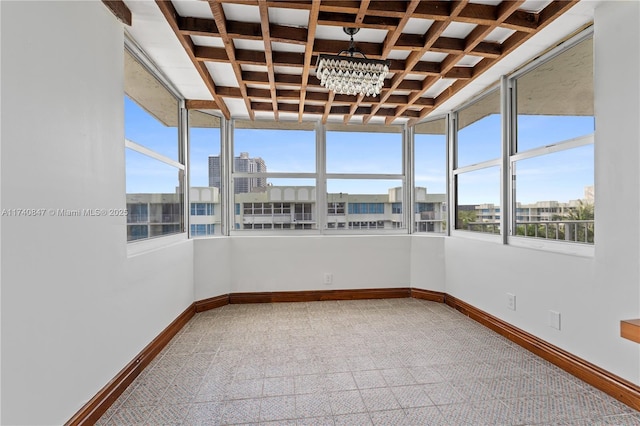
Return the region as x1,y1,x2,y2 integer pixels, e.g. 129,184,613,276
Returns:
421,52,449,62
191,36,225,48
233,39,265,51
423,78,456,98
271,42,306,53
484,27,517,44
205,62,239,87
403,18,433,35
268,7,310,27
440,22,477,39
221,3,260,22
172,1,213,19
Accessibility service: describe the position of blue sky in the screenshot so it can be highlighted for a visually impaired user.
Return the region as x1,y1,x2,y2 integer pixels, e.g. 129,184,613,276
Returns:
126,97,594,205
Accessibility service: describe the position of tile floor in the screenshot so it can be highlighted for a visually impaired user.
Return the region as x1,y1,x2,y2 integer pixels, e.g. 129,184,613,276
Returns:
97,298,640,425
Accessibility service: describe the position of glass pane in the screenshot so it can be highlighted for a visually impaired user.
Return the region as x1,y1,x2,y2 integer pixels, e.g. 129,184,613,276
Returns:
125,96,179,161
126,148,184,241
514,145,594,243
415,118,447,233
456,90,501,167
124,50,180,161
455,166,500,234
327,131,401,174
189,110,222,237
233,178,316,230
327,179,404,230
516,38,594,152
234,128,315,173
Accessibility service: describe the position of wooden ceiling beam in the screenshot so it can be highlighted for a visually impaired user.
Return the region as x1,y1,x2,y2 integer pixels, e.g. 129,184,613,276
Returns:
354,0,371,24
208,0,255,120
155,0,230,119
185,100,219,110
343,0,420,123
363,11,456,125
102,0,132,25
298,0,320,122
409,0,579,125
317,12,400,30
258,0,279,120
390,0,523,124
179,17,307,44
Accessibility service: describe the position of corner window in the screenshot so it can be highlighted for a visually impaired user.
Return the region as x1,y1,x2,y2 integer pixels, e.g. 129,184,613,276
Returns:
124,49,184,242
414,117,447,233
189,109,222,237
453,89,501,235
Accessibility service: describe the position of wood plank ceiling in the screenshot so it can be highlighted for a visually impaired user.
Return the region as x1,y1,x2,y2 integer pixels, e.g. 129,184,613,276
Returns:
153,0,578,125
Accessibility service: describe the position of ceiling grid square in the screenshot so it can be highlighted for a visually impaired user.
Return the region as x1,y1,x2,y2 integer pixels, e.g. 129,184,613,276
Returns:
135,0,585,124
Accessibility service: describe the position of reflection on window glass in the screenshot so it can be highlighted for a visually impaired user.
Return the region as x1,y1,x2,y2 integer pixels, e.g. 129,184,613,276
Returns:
189,110,221,237
326,179,404,230
516,38,594,153
455,166,500,234
415,118,447,233
457,90,501,167
514,139,594,243
327,131,401,174
125,148,183,241
234,128,315,173
233,178,316,230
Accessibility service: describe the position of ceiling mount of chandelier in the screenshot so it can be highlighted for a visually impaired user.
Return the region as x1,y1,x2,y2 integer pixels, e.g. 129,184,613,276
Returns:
316,27,390,97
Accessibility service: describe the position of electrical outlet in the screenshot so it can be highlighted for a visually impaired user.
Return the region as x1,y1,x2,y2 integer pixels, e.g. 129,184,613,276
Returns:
506,293,516,311
549,310,561,330
323,273,333,285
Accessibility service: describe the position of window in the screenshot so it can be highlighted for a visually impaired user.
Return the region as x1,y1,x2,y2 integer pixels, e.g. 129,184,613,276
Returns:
414,117,447,233
453,89,501,235
511,35,594,244
189,110,222,237
124,48,184,242
232,122,317,232
191,203,214,216
326,126,405,232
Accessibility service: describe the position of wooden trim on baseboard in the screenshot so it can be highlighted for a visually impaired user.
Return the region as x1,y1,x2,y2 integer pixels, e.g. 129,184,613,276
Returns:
195,294,230,312
65,304,196,426
445,294,640,411
410,288,446,303
229,288,412,304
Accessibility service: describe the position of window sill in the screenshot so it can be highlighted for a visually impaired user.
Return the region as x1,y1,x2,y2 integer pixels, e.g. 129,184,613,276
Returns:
508,235,594,257
127,232,189,258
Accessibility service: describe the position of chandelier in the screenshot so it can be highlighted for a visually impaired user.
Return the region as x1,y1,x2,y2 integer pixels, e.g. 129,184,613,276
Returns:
316,27,390,97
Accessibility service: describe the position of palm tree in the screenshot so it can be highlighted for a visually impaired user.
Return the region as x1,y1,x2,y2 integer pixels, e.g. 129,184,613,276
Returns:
564,200,594,243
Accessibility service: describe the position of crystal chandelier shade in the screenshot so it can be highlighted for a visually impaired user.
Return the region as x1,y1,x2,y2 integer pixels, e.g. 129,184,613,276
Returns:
315,28,390,97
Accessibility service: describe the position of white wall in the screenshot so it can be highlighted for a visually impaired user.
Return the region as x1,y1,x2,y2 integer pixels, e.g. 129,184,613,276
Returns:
194,237,232,300
193,234,445,299
230,235,412,292
445,1,640,385
0,2,194,424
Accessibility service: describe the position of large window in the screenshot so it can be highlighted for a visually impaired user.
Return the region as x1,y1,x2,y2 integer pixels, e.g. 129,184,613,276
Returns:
326,126,405,231
232,123,316,231
414,117,447,233
511,35,594,244
124,49,184,242
453,89,502,235
189,110,222,237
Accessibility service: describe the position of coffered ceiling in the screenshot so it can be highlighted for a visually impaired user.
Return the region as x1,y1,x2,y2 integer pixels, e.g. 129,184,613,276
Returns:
119,0,597,125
